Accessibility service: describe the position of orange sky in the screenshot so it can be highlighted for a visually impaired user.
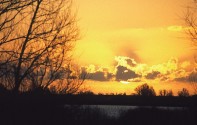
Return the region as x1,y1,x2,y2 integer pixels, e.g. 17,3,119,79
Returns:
74,0,195,65
72,0,197,95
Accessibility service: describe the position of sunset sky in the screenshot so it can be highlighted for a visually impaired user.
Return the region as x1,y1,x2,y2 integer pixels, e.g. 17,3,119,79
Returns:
73,0,197,95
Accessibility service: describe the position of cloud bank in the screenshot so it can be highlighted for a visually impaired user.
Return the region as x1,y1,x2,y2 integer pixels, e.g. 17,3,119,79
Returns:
81,56,195,83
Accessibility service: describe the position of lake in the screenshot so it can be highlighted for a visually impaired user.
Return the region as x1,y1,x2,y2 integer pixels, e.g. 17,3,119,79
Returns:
65,105,188,118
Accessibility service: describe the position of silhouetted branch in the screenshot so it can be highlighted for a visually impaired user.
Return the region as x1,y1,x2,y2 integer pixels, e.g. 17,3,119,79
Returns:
0,0,81,94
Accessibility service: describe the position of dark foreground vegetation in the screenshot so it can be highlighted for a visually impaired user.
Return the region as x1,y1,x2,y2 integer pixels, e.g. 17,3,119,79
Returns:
1,93,197,125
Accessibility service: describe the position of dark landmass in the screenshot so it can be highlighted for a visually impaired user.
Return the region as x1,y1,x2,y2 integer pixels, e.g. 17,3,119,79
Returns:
1,94,197,107
0,94,197,125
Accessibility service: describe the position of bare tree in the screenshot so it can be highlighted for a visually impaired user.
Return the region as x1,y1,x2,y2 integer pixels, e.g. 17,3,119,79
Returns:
0,0,80,94
183,0,197,95
184,1,197,48
178,88,190,97
48,64,87,94
134,83,156,96
159,89,173,96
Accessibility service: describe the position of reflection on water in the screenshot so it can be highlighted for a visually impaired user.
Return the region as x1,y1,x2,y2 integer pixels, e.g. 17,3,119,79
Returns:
81,105,137,118
65,105,187,118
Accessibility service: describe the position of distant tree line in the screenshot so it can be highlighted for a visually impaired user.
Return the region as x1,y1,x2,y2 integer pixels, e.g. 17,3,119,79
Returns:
71,83,192,97
134,83,190,97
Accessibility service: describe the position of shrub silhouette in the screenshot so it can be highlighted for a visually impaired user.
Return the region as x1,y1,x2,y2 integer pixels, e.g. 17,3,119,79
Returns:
78,90,95,95
159,89,173,96
135,83,156,96
178,88,189,97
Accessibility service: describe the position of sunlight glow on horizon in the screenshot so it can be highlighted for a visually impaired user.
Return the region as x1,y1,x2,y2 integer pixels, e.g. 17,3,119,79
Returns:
73,0,197,94
120,81,130,84
82,80,195,95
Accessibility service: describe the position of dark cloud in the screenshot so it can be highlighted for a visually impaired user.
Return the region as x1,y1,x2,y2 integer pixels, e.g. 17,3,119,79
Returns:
174,77,187,82
116,66,140,81
121,47,140,62
80,67,114,81
126,58,136,67
107,73,114,80
174,72,197,83
112,41,140,63
188,72,197,82
89,71,107,81
145,71,160,79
